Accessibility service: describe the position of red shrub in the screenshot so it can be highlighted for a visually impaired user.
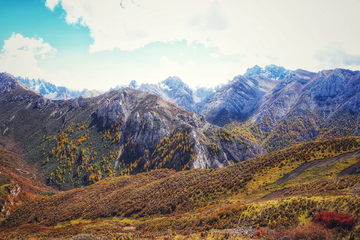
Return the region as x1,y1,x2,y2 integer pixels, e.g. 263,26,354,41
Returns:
313,211,356,230
13,197,19,202
254,227,266,237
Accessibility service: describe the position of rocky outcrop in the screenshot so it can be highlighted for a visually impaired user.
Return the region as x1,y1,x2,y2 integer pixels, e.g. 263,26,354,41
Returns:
0,73,19,92
94,90,146,127
0,183,21,218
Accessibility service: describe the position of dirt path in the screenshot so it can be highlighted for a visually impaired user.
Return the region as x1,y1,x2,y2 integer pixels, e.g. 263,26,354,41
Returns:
258,188,289,202
338,160,360,177
275,150,360,185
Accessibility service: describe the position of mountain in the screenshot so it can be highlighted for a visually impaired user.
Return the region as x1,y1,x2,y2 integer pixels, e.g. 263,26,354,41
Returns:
193,85,222,101
2,136,360,239
0,72,265,191
80,89,102,98
194,74,279,126
110,77,222,112
16,76,101,100
138,76,196,111
109,79,139,92
223,68,360,152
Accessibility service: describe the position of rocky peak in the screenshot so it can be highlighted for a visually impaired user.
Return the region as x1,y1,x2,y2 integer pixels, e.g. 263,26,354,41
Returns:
159,76,193,97
0,72,38,94
0,72,20,92
244,64,291,80
128,80,139,89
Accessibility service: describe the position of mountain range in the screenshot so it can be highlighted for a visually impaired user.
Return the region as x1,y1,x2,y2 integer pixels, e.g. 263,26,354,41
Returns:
16,76,101,100
0,72,265,190
1,65,360,239
12,65,360,153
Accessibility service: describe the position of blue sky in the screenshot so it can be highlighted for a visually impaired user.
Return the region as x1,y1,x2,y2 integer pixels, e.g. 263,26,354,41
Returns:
1,0,360,91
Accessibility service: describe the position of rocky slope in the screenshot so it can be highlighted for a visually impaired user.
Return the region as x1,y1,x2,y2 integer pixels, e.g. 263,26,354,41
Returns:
137,76,196,112
194,74,279,126
0,72,265,190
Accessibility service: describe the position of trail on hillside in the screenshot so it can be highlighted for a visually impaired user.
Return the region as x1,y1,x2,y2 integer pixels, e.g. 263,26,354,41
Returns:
275,149,360,185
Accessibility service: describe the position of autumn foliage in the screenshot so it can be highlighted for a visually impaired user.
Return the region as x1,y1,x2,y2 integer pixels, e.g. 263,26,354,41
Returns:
314,211,356,230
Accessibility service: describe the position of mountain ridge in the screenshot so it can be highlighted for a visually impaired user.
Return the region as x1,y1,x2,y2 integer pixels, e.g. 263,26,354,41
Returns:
16,76,101,100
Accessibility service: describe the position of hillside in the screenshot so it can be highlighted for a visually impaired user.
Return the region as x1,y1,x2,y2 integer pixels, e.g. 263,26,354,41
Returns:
0,72,265,191
1,137,360,239
0,145,56,222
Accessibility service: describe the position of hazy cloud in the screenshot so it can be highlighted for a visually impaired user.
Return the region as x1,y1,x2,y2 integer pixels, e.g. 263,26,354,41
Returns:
210,53,219,59
315,43,360,66
187,1,228,32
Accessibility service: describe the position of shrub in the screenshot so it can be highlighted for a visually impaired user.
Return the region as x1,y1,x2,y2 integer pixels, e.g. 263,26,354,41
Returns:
287,224,335,240
313,211,356,230
255,224,336,240
254,227,266,237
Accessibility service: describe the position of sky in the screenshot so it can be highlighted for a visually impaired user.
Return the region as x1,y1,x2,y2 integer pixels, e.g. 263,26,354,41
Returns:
0,0,360,91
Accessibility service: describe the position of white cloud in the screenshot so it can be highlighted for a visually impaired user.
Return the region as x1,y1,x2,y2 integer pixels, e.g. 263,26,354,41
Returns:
44,0,360,72
157,56,247,88
0,33,57,78
210,53,219,59
45,0,60,11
